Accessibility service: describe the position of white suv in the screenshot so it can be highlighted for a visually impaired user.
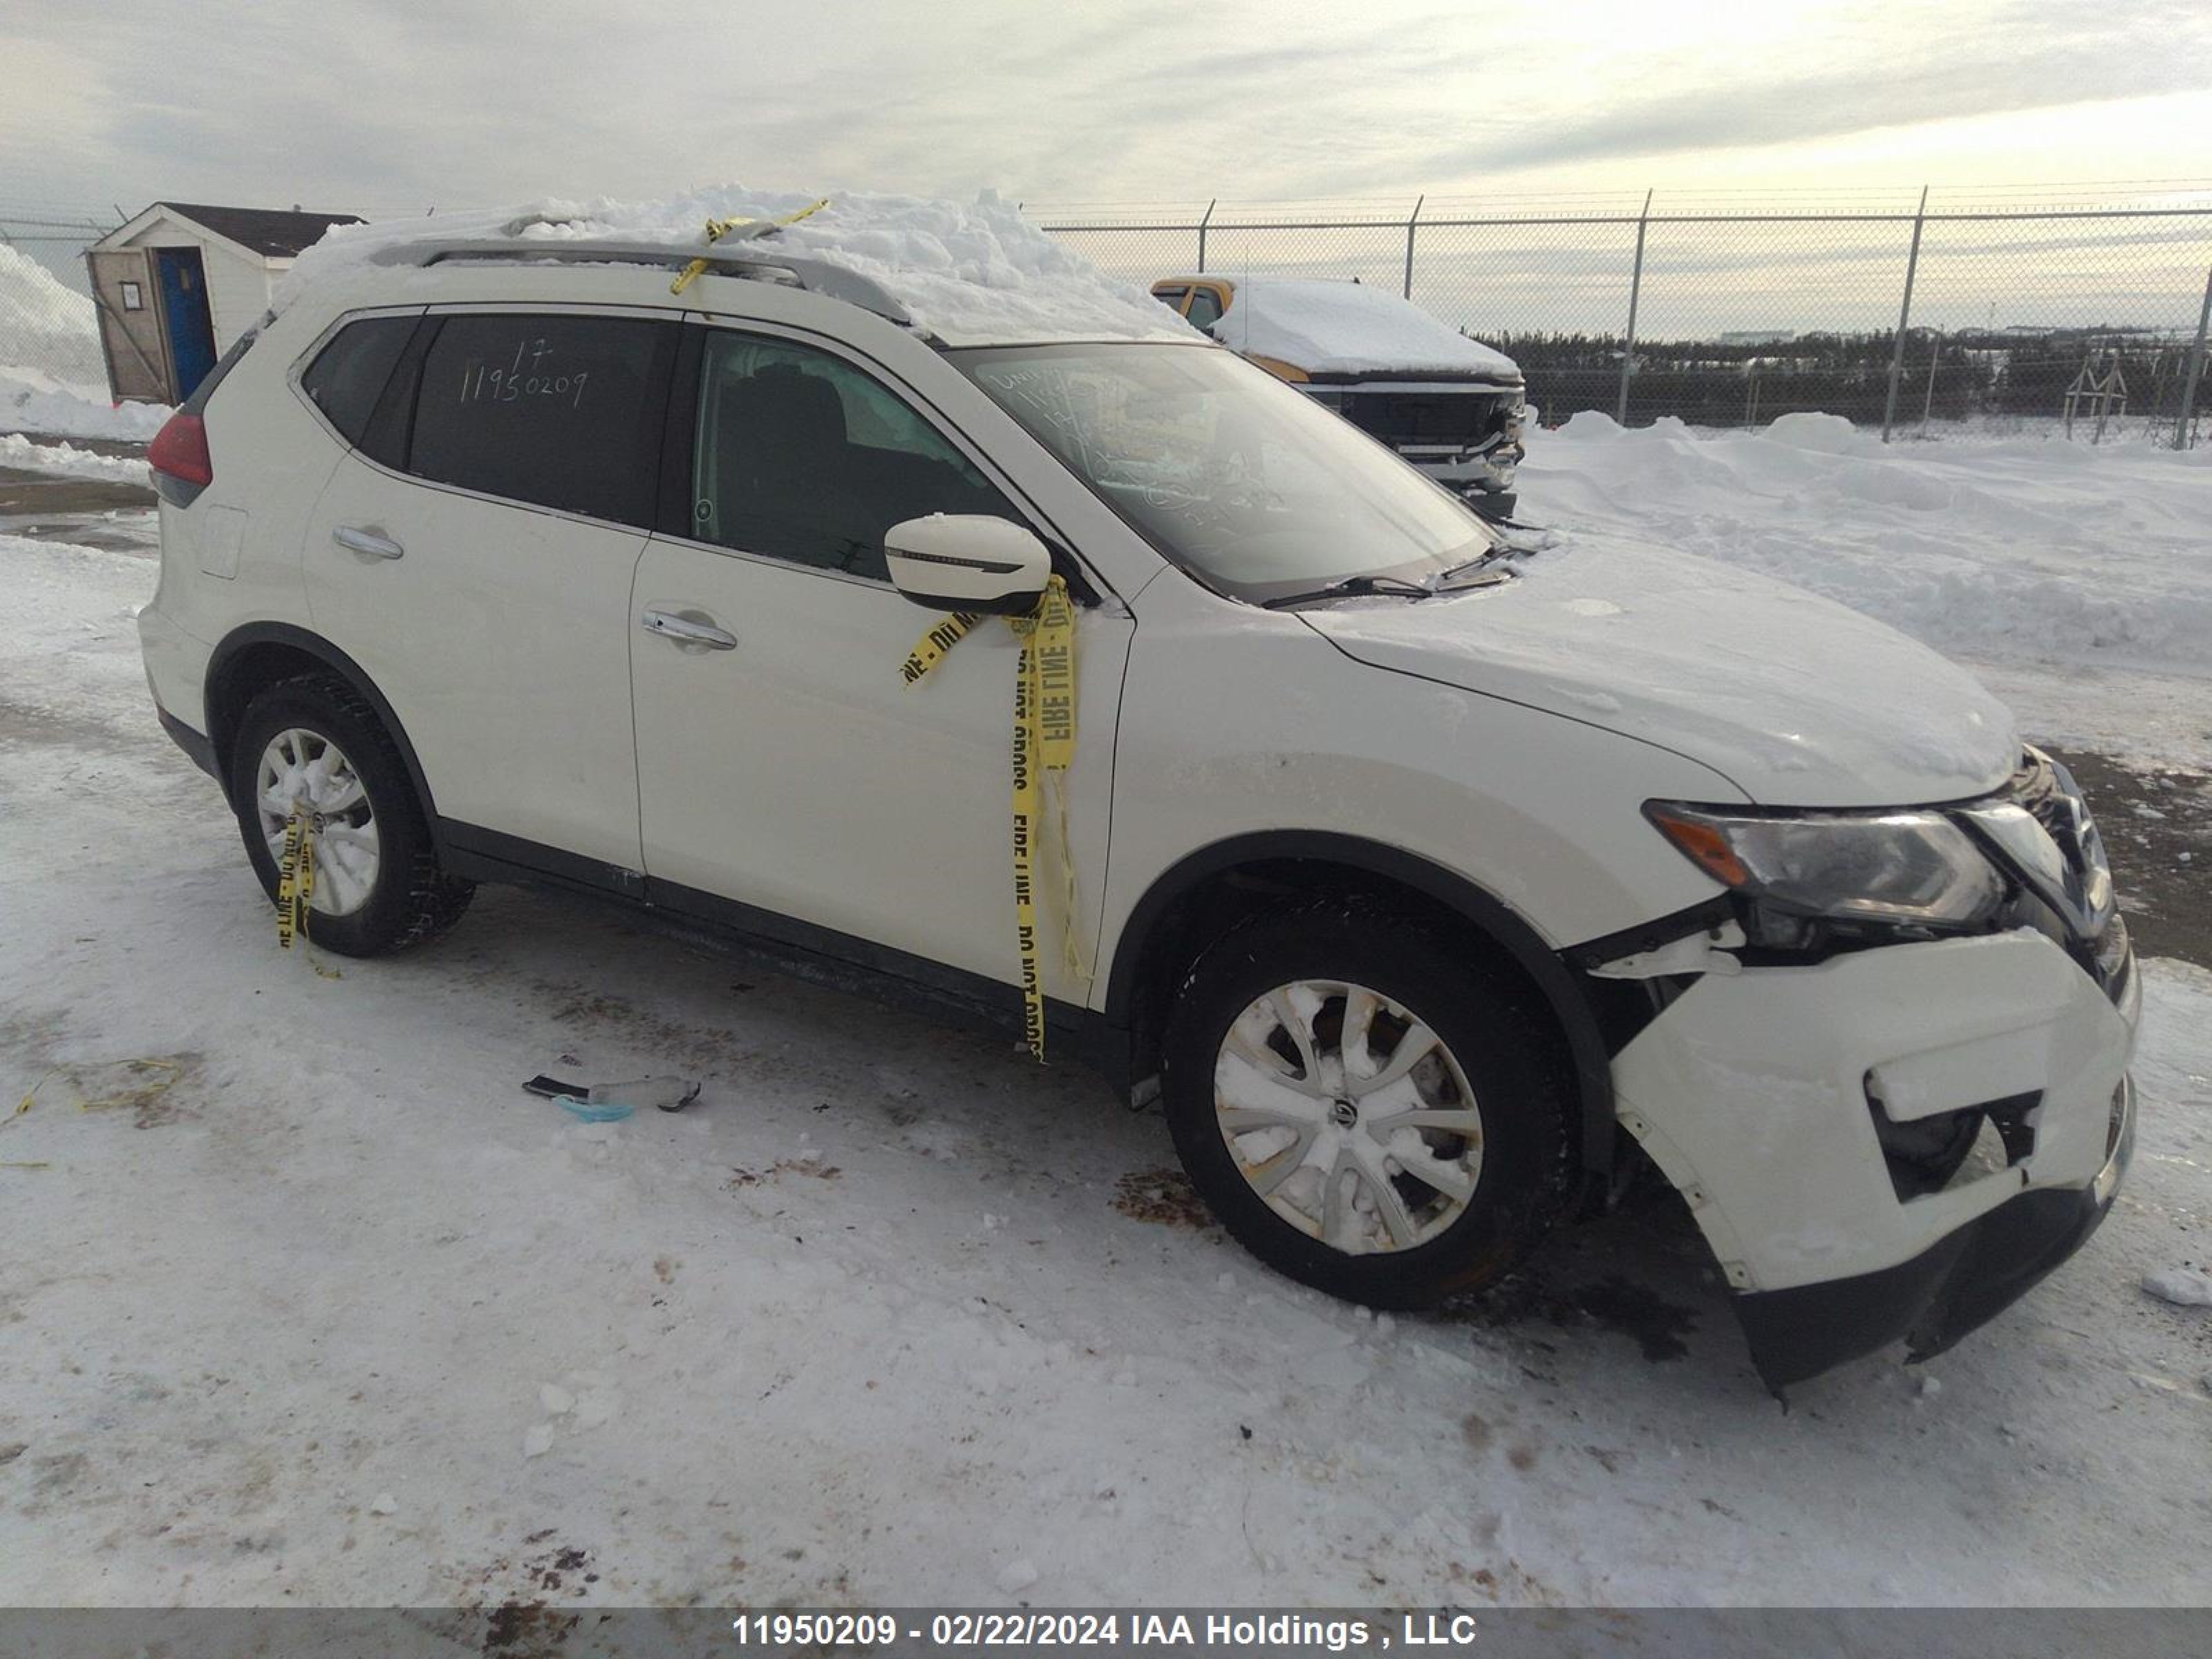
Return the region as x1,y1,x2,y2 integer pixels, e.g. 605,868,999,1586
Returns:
138,225,2138,1389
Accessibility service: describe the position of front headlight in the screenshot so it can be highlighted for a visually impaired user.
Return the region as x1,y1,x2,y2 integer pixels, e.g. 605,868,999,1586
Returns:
1646,802,2005,933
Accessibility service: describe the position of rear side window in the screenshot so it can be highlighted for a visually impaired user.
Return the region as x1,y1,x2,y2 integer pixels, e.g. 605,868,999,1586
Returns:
1185,289,1224,330
300,315,415,445
405,314,674,527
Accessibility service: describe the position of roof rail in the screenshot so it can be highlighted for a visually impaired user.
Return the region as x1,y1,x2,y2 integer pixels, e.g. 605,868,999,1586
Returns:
362,237,915,328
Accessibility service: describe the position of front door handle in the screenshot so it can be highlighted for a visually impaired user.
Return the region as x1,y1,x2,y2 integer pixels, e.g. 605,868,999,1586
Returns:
640,609,738,651
333,525,404,561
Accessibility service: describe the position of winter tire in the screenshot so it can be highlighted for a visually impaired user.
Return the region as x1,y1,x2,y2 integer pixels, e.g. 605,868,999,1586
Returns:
227,674,473,956
1161,899,1570,1308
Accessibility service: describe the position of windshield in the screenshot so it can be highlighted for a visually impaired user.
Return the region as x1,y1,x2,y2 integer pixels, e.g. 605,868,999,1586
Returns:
952,342,1496,603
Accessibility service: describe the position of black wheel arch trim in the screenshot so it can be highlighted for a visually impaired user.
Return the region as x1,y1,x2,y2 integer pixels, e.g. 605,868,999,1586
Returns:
1104,830,1618,1179
203,622,442,842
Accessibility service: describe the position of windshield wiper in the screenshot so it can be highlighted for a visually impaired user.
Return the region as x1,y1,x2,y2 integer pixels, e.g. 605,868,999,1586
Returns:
1259,574,1438,610
1432,545,1510,585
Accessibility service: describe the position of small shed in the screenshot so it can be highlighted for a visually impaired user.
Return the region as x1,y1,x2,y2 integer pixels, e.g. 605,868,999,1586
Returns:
86,202,364,405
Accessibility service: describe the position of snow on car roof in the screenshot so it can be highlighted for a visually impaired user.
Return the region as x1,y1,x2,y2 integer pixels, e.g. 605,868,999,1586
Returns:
278,186,1200,348
1206,279,1520,379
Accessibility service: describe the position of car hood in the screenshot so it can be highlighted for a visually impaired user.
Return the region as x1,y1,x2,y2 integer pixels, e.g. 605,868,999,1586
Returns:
1299,538,2019,807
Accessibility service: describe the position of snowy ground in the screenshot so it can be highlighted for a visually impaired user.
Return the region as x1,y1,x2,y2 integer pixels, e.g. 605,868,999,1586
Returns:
2,423,2210,1611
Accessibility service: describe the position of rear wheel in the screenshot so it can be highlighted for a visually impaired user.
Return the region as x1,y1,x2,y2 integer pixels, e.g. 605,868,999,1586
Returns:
227,675,472,956
1161,899,1570,1307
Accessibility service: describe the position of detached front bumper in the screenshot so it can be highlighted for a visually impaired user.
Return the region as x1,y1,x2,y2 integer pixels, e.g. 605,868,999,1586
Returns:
1609,928,2139,1389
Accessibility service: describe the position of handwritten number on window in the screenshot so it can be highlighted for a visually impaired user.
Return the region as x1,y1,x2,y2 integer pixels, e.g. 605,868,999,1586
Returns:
459,337,590,410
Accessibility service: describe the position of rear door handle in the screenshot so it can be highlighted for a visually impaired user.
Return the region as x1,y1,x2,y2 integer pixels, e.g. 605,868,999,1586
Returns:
333,525,404,561
640,609,738,651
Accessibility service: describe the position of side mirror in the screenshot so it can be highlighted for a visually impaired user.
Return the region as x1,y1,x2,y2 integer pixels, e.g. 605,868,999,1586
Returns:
885,514,1052,616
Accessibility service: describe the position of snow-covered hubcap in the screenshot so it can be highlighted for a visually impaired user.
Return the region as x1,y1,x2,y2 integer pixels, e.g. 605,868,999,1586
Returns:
1213,980,1483,1256
255,728,379,917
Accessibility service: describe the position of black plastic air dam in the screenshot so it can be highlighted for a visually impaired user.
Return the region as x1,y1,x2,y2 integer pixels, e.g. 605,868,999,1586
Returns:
1735,1094,2132,1391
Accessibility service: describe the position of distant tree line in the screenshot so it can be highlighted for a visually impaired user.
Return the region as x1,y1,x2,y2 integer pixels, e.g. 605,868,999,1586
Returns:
1480,326,2204,428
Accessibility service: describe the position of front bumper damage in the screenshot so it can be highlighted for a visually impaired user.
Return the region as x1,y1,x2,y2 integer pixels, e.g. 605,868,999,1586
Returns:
1608,926,2139,1391
1734,1074,2132,1387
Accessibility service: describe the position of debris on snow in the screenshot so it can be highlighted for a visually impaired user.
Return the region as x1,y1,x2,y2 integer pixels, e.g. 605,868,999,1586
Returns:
367,1492,399,1516
996,1559,1040,1595
538,1383,576,1416
523,1424,555,1459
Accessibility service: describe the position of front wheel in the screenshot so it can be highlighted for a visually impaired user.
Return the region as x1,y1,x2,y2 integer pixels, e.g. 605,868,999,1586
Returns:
227,674,473,956
1161,900,1570,1307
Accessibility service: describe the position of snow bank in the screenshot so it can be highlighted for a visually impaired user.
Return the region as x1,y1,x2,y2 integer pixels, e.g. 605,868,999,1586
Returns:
1208,278,1521,379
0,248,166,441
280,187,1196,348
1526,413,2212,680
0,244,106,388
0,371,168,442
0,431,151,485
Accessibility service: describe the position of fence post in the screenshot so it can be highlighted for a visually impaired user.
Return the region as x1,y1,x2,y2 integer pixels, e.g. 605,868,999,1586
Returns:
1403,194,1423,299
1881,185,1929,442
1197,198,1216,274
1919,328,1943,433
1617,189,1652,426
2176,260,2212,451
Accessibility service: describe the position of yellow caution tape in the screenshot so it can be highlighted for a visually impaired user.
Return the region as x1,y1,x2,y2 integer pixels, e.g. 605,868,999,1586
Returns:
899,609,982,685
275,812,314,949
901,576,1085,1062
274,812,342,979
671,197,831,296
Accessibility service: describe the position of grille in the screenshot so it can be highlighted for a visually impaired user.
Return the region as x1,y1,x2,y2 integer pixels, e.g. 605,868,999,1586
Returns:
1998,748,2130,1003
1338,389,1519,449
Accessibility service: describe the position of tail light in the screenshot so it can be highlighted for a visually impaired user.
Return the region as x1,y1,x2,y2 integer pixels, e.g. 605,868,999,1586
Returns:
147,411,212,507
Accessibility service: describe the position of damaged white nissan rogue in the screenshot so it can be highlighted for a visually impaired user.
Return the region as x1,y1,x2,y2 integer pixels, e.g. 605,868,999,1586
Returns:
136,199,2137,1389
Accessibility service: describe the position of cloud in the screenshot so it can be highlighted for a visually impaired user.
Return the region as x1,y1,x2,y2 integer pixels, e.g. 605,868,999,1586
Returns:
3,0,2207,221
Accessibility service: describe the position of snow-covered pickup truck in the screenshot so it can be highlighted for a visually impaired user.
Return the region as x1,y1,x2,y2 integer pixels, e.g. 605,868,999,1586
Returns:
1153,276,1527,518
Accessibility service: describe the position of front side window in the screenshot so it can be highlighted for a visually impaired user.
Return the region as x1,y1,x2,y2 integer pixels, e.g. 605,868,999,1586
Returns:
301,315,415,446
691,330,1013,581
954,341,1490,602
406,314,673,526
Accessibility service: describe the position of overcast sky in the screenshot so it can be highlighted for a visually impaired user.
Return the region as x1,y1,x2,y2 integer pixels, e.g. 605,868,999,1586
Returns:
5,0,2209,220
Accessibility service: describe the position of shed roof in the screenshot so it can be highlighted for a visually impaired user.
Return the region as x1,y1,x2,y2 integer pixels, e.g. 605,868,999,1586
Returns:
137,203,366,259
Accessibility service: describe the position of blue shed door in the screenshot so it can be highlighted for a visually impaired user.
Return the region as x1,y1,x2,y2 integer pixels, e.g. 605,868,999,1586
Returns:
155,247,219,402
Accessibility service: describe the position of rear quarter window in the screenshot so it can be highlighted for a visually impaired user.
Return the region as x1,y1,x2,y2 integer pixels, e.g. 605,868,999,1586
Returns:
404,314,675,527
299,315,417,445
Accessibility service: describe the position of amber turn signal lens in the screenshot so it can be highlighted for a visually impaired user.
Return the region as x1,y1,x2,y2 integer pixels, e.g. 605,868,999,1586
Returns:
1650,811,1750,888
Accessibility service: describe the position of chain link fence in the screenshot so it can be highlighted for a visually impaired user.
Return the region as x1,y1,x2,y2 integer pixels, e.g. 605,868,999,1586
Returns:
1033,186,2212,447
0,208,124,407
9,190,2211,447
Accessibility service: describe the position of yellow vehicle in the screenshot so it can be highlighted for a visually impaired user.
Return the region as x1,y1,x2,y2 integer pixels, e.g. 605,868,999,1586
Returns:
1153,276,1527,518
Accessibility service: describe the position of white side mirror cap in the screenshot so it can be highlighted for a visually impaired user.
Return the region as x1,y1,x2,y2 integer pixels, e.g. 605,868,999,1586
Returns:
884,514,1052,616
